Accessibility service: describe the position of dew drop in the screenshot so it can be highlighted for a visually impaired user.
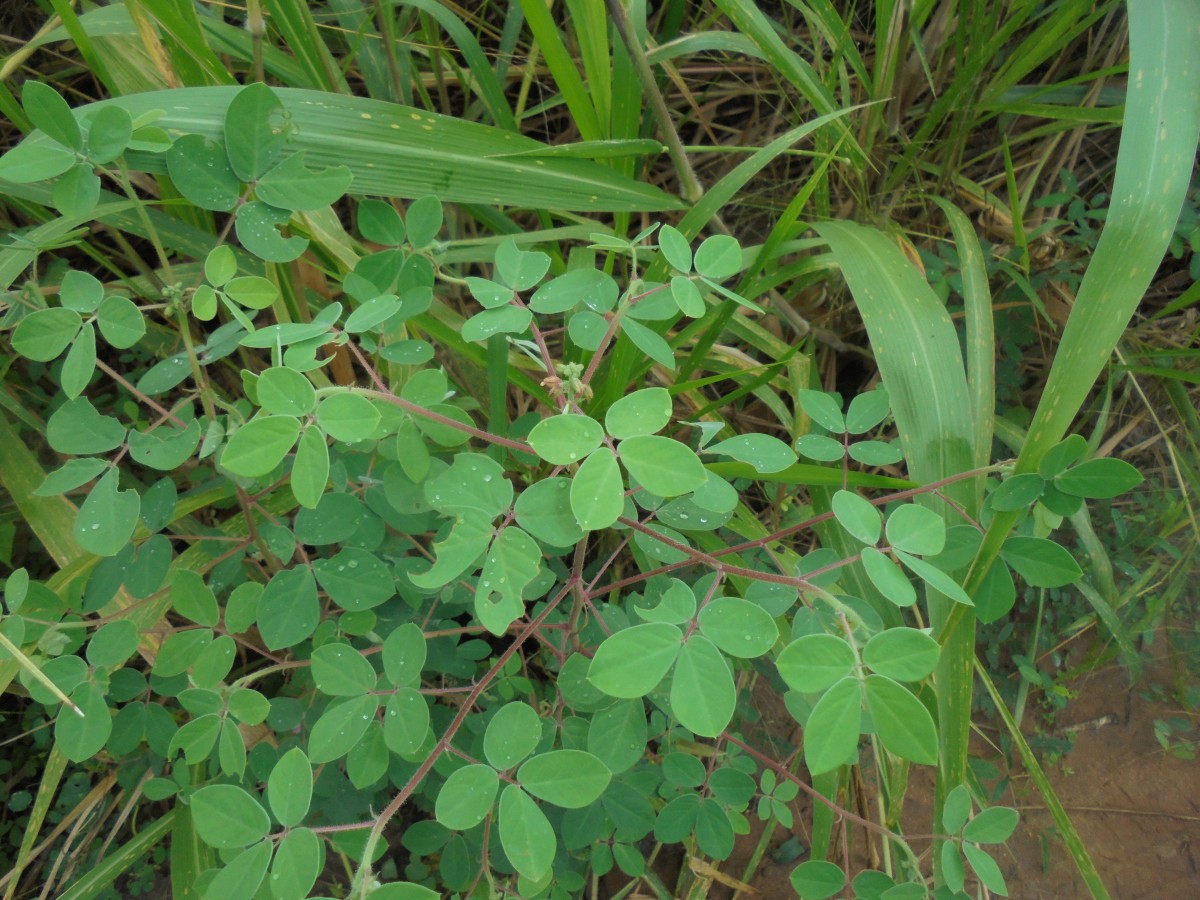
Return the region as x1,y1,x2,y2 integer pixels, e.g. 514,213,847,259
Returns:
678,513,689,520
568,453,577,460
348,560,359,569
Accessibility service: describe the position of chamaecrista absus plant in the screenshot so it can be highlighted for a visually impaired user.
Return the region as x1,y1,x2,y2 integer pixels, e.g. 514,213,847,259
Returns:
0,1,1197,898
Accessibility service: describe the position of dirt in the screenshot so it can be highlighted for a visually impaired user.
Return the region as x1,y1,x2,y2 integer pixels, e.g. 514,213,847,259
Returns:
706,659,1200,899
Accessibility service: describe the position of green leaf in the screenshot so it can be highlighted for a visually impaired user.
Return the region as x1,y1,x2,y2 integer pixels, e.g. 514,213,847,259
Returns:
567,310,607,350
24,80,81,150
619,316,675,369
235,201,307,262
588,622,681,698
55,682,111,762
11,307,81,361
424,452,512,516
570,447,625,531
221,416,301,478
436,764,499,830
1000,536,1082,588
53,163,101,217
692,234,741,279
0,139,75,182
291,426,329,509
518,750,611,808
697,596,778,659
307,694,378,765
311,643,376,696
256,367,316,416
863,674,937,765
60,321,96,398
528,414,604,465
990,472,1046,511
705,434,796,474
344,295,401,333
530,268,618,314
128,420,202,471
670,276,705,317
316,392,381,443
587,700,647,774
846,552,922,619
789,859,846,900
267,747,313,828
847,439,904,466
60,269,104,312
75,469,139,556
941,841,967,895
803,676,861,775
975,559,1017,624
270,828,321,900
202,838,271,900
96,296,145,348
962,843,1009,896
844,388,890,434
224,82,287,181
1037,434,1089,478
358,199,405,245
1054,457,1144,498
383,687,429,757
462,307,532,342
465,277,512,309
618,435,706,496
190,785,270,849
224,275,277,310
795,434,845,462
495,237,550,290
85,104,132,164
670,635,736,737
962,806,1019,844
257,567,319,651
476,527,542,635
776,634,856,693
943,784,973,833
408,509,492,589
885,504,946,556
658,225,693,272
484,702,542,770
86,620,139,667
832,490,881,544
894,549,974,605
634,578,696,625
604,387,672,439
498,785,555,882
513,478,584,548
167,135,241,211
171,570,219,627
255,151,352,211
47,396,126,455
405,196,443,248
862,628,939,681
313,548,394,611
796,390,845,433
382,623,426,686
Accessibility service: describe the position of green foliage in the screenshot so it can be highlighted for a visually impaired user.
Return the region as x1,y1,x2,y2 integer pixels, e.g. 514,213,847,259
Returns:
0,3,1193,896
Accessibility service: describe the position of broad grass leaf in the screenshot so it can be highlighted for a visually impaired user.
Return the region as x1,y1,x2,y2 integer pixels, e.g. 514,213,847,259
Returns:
257,567,319,651
587,622,681,699
307,694,379,765
514,478,584,548
697,596,778,658
311,643,376,696
476,527,542,635
885,504,946,556
831,490,881,544
255,151,352,211
270,828,321,900
570,447,624,531
529,414,604,465
776,634,855,693
618,435,706,496
498,785,555,881
12,307,81,361
55,682,111,762
670,635,735,737
1000,536,1082,587
436,765,499,830
604,388,672,440
221,416,300,478
485,702,542,770
587,700,647,774
862,628,940,681
803,676,861,775
224,82,287,181
191,784,270,849
267,747,313,827
1054,458,1143,498
706,434,797,474
864,675,937,764
167,135,240,211
518,750,611,808
75,469,139,556
202,838,270,900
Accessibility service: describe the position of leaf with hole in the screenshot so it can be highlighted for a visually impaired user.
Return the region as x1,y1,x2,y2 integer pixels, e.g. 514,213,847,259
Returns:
75,469,139,556
256,151,352,211
235,201,307,262
476,527,541,635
